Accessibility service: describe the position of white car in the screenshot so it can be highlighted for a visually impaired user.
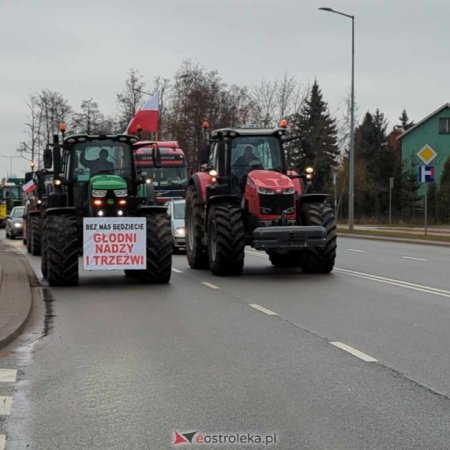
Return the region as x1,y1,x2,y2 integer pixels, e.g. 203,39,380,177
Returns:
166,199,186,252
5,206,25,239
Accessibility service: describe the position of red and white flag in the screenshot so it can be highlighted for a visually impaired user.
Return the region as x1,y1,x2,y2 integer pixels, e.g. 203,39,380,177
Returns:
125,91,160,135
22,179,36,193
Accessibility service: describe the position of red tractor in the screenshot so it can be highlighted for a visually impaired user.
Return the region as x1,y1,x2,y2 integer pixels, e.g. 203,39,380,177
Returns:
185,123,336,275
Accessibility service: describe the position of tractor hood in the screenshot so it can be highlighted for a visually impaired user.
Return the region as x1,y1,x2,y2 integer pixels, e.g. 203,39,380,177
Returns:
90,174,127,190
247,170,294,192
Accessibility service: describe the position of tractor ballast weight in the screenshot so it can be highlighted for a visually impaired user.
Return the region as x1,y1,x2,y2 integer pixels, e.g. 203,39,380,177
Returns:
40,133,172,286
185,125,337,275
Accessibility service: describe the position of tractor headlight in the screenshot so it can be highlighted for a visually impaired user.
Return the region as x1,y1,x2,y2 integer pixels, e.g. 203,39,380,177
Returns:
114,189,128,197
282,187,295,195
174,227,186,237
257,187,275,195
92,189,107,197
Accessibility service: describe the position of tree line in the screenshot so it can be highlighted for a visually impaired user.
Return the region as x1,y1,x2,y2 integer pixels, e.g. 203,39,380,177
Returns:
16,59,450,224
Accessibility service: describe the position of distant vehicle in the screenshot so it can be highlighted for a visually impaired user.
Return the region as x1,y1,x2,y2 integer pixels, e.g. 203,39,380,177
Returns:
166,199,186,252
5,205,25,239
134,141,188,204
0,182,23,228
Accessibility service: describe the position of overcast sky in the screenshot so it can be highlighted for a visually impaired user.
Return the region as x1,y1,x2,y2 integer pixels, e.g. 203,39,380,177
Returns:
1,0,449,177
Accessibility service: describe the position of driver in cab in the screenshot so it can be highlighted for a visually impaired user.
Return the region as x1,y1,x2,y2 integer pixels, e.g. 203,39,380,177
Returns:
232,145,262,180
80,148,114,175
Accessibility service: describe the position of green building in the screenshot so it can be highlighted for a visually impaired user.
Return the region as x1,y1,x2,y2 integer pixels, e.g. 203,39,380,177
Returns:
398,103,450,194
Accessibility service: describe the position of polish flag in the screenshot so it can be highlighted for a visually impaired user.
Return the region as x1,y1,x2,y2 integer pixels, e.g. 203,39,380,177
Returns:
22,179,36,193
126,91,160,135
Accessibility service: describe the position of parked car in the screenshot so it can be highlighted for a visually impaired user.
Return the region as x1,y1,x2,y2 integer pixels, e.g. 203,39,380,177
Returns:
166,199,186,252
5,205,25,239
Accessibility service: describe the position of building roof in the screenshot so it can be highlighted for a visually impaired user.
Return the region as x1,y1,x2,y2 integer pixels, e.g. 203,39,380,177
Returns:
397,103,450,140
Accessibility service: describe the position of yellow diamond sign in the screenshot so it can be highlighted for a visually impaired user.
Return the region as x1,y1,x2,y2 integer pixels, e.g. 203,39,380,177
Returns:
417,144,437,164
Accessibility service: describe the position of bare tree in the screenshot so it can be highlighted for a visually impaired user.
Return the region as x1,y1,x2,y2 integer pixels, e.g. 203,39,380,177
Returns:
18,90,71,168
116,68,146,132
166,59,241,169
249,74,306,127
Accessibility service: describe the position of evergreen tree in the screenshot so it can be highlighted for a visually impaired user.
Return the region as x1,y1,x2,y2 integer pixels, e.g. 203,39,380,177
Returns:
398,109,414,130
71,98,106,134
289,80,339,192
437,156,450,222
354,109,394,220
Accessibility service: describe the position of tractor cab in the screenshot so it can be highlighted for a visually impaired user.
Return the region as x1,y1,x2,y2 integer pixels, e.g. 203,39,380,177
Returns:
207,129,287,193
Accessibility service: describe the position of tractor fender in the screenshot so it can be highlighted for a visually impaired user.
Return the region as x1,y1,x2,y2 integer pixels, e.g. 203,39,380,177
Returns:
188,173,212,205
29,209,42,217
298,193,329,206
205,195,241,232
44,207,78,216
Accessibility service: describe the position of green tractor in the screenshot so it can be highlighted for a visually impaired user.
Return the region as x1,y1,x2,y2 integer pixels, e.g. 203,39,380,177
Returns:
41,133,172,286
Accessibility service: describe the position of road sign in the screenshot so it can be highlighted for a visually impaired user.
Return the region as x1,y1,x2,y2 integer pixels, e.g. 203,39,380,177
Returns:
417,145,437,164
419,165,435,183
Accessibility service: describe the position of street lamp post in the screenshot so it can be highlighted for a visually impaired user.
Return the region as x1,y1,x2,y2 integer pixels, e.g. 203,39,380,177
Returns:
319,7,355,231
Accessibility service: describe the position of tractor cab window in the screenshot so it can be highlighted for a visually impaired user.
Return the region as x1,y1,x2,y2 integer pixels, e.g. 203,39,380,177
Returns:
231,136,283,180
70,141,132,181
2,187,20,199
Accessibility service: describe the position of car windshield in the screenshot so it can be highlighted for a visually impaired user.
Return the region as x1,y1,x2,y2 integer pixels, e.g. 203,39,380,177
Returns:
11,207,25,218
141,167,188,188
172,202,185,219
69,140,133,181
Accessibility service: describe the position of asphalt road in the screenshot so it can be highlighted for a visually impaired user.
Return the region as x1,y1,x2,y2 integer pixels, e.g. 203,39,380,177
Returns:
1,232,450,449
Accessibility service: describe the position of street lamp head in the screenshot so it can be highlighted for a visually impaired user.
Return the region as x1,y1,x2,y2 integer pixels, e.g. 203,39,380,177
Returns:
319,7,333,11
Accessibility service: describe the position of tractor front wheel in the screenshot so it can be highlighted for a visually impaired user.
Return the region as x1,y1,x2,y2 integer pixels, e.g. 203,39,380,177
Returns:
135,212,172,284
207,203,245,276
185,185,209,269
46,214,79,286
299,203,336,273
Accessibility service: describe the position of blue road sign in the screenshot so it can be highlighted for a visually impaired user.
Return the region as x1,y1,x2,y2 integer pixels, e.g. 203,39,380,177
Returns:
419,165,435,183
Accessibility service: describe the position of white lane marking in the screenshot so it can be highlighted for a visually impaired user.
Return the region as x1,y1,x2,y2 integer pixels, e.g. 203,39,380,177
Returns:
346,248,367,253
335,268,450,298
401,256,428,261
172,268,182,273
0,434,5,450
249,304,278,316
330,341,378,362
201,281,220,290
0,369,17,383
0,396,13,415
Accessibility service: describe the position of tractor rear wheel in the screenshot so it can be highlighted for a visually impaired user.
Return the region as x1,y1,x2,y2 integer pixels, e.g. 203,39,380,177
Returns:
25,218,31,252
136,212,172,284
41,219,48,278
185,185,209,269
30,215,42,256
207,203,245,276
299,203,336,273
46,214,79,286
267,250,302,268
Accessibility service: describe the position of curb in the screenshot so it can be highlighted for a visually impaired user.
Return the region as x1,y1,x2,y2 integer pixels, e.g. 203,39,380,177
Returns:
337,232,450,247
0,241,37,349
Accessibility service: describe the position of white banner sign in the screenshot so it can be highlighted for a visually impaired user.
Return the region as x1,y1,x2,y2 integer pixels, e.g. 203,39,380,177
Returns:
83,218,146,270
